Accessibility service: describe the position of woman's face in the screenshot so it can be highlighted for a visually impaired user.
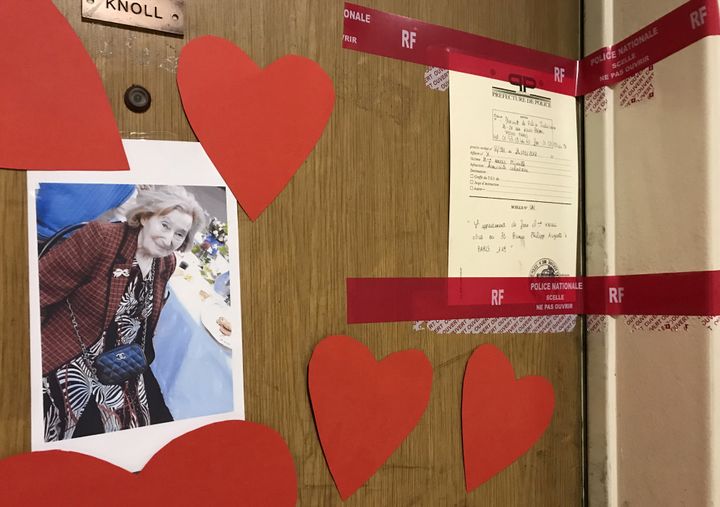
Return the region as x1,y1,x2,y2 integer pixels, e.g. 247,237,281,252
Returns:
139,209,193,258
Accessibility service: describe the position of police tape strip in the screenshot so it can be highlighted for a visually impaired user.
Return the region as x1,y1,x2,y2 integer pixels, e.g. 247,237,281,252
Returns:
346,270,720,323
342,0,720,96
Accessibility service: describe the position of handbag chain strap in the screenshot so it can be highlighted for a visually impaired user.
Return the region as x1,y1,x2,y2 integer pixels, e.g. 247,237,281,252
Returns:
65,298,97,376
65,259,154,375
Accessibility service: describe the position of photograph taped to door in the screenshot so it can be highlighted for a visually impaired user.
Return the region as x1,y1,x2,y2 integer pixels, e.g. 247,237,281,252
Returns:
27,140,244,471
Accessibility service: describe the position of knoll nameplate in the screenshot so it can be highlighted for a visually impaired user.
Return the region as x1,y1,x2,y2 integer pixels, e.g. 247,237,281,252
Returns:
82,0,185,36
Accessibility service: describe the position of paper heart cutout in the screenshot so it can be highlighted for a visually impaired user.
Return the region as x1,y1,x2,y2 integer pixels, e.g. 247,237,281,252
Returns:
308,335,433,499
0,421,297,506
177,36,334,221
462,344,555,491
0,0,128,171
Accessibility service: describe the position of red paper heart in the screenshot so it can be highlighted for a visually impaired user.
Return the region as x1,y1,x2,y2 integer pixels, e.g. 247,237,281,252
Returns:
0,421,297,506
177,36,334,221
462,344,555,491
308,335,433,499
0,0,128,171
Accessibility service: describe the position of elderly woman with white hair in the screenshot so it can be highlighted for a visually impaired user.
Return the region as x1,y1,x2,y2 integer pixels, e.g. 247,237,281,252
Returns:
39,185,207,441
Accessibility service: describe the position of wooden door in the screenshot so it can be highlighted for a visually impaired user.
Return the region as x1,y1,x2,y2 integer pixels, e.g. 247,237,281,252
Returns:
0,0,582,505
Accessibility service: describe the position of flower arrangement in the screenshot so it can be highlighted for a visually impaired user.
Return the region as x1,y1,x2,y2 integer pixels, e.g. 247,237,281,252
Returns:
191,217,230,288
208,218,228,244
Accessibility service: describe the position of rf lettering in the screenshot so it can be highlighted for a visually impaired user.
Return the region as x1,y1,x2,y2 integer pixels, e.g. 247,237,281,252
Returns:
491,289,504,306
691,5,708,29
401,30,417,49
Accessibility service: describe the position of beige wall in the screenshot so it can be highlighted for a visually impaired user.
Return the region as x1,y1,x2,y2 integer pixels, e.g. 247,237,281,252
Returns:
585,1,718,505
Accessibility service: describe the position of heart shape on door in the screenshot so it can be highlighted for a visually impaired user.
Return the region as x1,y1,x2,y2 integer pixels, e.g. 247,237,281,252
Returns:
0,421,297,506
177,36,335,221
462,344,555,491
0,0,128,171
308,335,433,499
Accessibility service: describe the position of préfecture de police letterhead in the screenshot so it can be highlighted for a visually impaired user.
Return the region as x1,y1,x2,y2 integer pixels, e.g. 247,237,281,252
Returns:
448,70,579,279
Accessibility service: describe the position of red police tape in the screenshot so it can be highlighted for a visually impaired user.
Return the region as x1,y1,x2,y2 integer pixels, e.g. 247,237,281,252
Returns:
346,271,720,323
342,0,720,96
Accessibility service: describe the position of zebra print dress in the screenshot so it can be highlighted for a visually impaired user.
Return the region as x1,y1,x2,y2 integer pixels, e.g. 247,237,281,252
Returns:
43,259,158,441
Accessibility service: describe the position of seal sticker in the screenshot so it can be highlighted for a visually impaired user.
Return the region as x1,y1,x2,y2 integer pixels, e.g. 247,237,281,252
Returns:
412,316,577,335
619,65,654,108
424,66,449,92
530,258,560,277
584,87,608,115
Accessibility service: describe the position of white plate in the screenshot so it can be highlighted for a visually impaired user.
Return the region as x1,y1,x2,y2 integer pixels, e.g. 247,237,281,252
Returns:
200,301,233,348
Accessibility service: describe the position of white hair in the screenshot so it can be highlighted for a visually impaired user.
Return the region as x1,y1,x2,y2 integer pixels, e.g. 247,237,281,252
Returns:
125,186,208,252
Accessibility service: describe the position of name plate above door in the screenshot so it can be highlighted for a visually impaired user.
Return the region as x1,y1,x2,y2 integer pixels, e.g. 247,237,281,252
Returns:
82,0,185,36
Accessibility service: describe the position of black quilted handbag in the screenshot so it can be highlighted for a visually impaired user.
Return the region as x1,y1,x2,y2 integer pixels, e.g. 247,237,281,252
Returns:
66,298,148,386
94,343,148,385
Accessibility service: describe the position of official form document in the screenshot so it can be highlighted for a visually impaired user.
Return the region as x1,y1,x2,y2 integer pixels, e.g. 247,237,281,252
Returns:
448,70,579,279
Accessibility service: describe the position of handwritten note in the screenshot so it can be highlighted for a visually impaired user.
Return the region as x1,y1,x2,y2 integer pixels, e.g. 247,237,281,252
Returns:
491,110,558,147
468,217,567,255
449,70,578,279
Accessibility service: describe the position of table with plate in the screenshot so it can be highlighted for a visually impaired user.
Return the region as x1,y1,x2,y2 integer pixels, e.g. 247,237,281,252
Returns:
149,255,235,421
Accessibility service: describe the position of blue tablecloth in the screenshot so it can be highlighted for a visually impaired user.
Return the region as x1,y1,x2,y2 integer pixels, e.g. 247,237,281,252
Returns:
150,283,234,420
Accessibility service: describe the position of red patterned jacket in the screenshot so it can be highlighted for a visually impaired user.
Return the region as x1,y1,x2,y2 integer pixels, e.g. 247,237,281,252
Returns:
39,221,176,375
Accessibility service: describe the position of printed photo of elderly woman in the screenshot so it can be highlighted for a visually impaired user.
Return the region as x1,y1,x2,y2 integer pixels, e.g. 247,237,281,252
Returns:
38,184,235,441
